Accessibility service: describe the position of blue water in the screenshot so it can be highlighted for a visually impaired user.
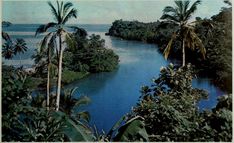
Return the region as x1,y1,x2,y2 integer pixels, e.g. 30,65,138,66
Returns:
3,24,225,132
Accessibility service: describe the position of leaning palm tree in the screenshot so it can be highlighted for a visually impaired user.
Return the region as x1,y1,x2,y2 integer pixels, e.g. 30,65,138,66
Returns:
35,1,77,111
14,39,28,65
161,0,206,66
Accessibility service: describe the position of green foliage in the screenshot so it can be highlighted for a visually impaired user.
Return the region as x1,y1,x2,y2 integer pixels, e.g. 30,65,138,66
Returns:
107,19,159,43
2,66,31,114
2,68,33,141
97,115,149,142
3,106,94,142
2,35,28,60
51,111,95,141
62,69,88,84
113,116,149,142
2,67,94,142
194,7,232,93
64,30,119,73
59,87,91,122
130,64,232,141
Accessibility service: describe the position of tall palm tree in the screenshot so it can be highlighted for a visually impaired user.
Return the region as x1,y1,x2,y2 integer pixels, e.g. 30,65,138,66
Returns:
35,1,77,111
14,39,28,65
161,0,206,66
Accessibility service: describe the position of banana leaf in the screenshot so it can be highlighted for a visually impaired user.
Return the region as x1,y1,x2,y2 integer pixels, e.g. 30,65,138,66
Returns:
113,116,149,142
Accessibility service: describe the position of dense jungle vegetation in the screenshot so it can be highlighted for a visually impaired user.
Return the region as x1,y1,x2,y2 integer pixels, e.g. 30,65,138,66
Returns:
2,0,232,142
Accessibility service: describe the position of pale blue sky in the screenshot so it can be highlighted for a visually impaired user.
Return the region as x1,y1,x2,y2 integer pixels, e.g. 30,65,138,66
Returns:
2,0,229,24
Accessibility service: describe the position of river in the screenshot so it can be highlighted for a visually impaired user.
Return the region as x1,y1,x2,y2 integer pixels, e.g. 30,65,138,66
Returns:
3,24,224,132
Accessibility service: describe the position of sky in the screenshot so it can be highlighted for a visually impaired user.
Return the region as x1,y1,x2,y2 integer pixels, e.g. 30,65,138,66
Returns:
2,0,229,24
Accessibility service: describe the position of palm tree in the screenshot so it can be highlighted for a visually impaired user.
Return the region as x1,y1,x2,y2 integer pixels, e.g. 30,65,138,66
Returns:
2,32,14,61
35,1,78,111
2,32,28,65
2,41,14,60
14,39,28,65
161,0,206,66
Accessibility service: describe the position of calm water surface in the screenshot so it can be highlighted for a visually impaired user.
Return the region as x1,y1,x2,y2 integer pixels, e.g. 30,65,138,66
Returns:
3,24,224,132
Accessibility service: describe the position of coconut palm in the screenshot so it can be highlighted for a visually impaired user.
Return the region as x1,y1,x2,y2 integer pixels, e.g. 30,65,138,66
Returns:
14,39,28,65
161,0,206,66
35,1,78,111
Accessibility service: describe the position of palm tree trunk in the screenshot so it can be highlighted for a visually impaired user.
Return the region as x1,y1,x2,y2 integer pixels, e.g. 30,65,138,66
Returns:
47,63,50,110
182,39,185,67
56,35,63,111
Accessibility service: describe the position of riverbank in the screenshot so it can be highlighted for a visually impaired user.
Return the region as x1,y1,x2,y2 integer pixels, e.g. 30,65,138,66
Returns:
106,7,232,93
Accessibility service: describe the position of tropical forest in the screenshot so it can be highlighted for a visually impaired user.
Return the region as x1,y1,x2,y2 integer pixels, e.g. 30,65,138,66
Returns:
1,0,232,142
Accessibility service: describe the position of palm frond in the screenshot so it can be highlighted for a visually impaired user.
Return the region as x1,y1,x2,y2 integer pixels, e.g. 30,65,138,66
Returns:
60,1,64,18
163,32,177,60
2,43,14,59
62,8,77,24
224,0,232,6
41,32,53,49
77,111,90,123
183,1,190,16
56,1,62,23
69,87,79,98
185,0,201,20
40,32,54,52
160,14,180,23
63,2,73,16
14,39,28,54
35,22,57,36
174,0,183,14
48,1,59,22
184,26,206,59
163,6,177,14
75,96,91,107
